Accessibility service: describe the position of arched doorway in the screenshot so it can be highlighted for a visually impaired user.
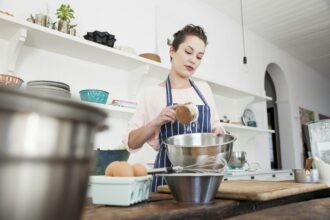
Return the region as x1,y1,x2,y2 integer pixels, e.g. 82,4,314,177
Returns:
265,63,297,169
265,72,281,169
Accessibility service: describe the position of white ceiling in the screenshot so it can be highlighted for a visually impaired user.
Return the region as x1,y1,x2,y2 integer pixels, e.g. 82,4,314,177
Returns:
204,0,330,78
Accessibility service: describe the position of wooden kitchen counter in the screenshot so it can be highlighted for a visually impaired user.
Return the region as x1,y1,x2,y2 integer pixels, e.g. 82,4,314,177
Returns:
82,188,330,220
228,197,330,220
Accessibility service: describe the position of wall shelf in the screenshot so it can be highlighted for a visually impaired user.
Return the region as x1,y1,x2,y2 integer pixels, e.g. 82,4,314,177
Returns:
221,123,275,133
0,14,169,78
83,102,135,115
206,80,271,102
81,103,275,134
0,14,271,103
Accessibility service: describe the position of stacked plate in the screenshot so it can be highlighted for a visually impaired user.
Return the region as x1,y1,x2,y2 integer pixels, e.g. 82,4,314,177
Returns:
26,80,71,99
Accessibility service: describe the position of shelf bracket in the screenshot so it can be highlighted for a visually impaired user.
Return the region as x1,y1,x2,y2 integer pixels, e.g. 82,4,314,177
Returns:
128,65,150,99
6,28,27,73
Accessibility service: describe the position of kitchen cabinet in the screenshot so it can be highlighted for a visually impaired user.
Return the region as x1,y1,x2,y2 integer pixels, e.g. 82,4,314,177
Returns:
0,14,274,160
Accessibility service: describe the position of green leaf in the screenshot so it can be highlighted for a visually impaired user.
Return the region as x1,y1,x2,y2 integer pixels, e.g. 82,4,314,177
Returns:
56,4,75,22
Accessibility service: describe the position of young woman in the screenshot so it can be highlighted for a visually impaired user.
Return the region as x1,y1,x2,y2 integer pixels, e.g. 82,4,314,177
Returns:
123,24,225,191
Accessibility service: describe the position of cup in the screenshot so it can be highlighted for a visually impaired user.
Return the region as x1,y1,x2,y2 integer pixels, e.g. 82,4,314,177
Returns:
228,151,248,169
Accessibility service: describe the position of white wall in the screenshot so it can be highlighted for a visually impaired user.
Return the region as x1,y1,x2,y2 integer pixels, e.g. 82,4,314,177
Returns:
1,0,329,168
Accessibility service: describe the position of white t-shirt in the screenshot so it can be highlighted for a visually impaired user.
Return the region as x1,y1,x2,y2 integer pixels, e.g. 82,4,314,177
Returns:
122,81,223,152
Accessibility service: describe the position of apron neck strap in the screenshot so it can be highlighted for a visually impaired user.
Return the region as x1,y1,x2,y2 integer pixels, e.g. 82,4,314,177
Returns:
165,76,209,106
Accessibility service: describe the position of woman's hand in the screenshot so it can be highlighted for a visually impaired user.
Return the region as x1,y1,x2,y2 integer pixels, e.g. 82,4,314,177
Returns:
212,126,225,137
150,105,177,128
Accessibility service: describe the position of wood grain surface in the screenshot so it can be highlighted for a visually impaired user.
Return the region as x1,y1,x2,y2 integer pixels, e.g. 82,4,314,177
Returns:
228,197,330,220
83,189,330,220
157,180,328,201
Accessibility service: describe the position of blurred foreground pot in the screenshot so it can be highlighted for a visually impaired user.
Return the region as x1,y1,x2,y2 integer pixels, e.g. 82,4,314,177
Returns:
0,87,107,220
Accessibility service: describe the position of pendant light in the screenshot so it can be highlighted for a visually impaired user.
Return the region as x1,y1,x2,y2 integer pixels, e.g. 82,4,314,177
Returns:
240,0,248,66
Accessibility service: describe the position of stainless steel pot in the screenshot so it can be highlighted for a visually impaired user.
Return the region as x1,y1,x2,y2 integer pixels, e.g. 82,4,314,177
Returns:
158,173,224,204
163,133,236,170
228,151,247,169
293,169,319,183
0,87,107,220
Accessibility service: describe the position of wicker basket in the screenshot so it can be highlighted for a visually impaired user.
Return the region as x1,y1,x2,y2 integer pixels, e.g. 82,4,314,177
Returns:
139,53,161,62
0,74,24,88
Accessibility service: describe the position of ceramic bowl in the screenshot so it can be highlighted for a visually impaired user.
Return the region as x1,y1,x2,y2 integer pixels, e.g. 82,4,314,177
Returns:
79,89,109,104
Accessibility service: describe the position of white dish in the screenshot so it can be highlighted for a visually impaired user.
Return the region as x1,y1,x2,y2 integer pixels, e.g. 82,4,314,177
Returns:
27,80,70,91
242,108,256,126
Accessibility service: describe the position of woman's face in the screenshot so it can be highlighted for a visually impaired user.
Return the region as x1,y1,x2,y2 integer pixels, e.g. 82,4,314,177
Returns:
170,35,206,78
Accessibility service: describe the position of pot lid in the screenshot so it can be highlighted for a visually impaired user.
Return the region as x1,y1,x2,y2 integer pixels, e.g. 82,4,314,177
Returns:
0,86,107,124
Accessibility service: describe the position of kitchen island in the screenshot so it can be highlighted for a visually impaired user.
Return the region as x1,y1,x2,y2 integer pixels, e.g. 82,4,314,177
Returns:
82,188,330,220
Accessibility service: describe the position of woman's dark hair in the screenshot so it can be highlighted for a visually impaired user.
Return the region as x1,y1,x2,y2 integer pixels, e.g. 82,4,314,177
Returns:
170,24,208,51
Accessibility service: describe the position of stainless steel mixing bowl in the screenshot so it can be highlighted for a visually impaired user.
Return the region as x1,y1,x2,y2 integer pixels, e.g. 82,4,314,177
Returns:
0,87,107,220
228,151,247,169
158,173,224,204
163,133,236,170
293,169,319,183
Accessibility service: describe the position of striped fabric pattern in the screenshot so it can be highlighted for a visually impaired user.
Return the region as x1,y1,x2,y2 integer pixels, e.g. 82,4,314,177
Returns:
152,77,211,192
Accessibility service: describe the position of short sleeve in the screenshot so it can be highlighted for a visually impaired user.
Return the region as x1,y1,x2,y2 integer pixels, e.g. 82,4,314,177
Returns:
122,87,162,152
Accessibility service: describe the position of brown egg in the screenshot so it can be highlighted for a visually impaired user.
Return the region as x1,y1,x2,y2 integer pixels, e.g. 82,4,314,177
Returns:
105,161,120,176
132,163,148,176
175,103,197,125
113,162,134,177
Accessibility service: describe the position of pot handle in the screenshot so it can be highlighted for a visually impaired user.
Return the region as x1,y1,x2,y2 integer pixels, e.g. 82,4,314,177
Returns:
147,166,182,174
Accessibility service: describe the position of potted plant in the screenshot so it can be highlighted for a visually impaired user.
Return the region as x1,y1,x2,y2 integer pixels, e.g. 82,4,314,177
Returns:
56,4,75,33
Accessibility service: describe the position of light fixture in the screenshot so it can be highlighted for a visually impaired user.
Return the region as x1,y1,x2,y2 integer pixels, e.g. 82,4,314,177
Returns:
240,0,248,69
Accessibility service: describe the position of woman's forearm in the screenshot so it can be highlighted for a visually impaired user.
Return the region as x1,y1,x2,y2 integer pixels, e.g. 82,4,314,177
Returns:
128,121,159,150
128,105,177,150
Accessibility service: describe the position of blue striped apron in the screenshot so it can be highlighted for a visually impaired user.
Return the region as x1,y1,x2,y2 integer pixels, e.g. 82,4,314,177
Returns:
152,77,211,192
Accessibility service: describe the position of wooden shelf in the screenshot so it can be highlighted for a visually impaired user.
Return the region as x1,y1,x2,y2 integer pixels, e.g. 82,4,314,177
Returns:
205,80,271,102
221,123,275,133
0,14,272,103
83,102,135,115
0,14,169,77
80,104,275,133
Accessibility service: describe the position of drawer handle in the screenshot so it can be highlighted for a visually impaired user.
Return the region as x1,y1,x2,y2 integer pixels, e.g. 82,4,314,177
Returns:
272,174,276,178
251,176,255,180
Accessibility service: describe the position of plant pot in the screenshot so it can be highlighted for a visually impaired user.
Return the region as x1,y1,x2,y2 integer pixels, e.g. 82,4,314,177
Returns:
69,28,76,36
58,20,69,33
34,13,50,27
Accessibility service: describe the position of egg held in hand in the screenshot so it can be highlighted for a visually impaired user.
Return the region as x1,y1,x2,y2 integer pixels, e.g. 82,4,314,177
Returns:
132,163,147,176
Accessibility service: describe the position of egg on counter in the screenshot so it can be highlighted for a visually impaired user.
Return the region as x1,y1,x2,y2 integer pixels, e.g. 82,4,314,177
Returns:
132,163,147,176
105,161,120,176
112,162,134,177
105,161,147,177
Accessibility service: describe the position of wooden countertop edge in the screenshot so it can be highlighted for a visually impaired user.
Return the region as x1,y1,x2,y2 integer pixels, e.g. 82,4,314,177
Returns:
228,197,330,220
218,183,328,201
82,188,330,220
